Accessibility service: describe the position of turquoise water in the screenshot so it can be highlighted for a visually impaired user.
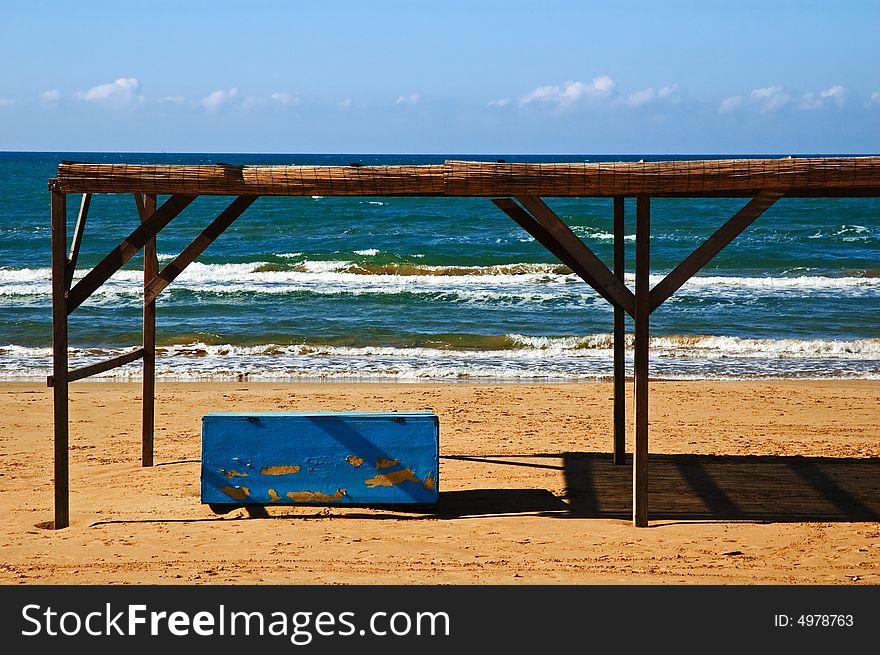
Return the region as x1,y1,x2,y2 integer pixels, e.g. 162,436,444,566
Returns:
1,152,878,380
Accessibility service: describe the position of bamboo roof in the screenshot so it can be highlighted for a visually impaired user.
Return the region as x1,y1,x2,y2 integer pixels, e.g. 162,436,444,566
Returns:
53,156,880,197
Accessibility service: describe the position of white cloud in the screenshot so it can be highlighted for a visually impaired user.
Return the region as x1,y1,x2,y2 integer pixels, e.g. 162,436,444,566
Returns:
239,93,297,110
621,83,678,109
40,89,61,103
559,79,607,104
520,84,561,104
624,88,655,108
520,76,615,108
201,87,238,111
488,97,511,107
338,97,352,110
750,86,790,112
270,92,298,105
870,91,880,106
722,84,848,113
75,77,143,108
591,75,615,94
820,84,845,106
395,92,420,105
799,85,845,110
719,95,743,113
0,98,14,107
798,92,823,110
159,95,185,105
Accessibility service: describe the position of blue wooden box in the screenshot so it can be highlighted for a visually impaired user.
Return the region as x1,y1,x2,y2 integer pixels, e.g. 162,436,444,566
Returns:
201,412,439,505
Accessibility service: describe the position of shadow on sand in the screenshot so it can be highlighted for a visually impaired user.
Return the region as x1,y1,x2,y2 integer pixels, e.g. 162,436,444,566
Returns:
556,452,879,522
418,452,879,523
90,451,879,527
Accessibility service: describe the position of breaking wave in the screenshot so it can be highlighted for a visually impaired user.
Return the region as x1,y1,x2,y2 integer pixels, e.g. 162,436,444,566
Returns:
2,334,878,382
2,261,878,306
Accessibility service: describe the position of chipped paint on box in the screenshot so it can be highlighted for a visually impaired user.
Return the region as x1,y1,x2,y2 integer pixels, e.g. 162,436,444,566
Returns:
201,412,439,504
364,468,419,488
220,485,250,500
260,465,301,476
219,468,248,478
286,489,347,503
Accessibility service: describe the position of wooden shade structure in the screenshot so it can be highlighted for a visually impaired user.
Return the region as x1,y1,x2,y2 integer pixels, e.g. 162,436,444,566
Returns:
47,156,880,529
56,156,880,196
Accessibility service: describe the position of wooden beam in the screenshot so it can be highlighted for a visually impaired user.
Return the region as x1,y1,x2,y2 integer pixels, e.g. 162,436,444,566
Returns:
66,194,196,313
613,196,626,465
50,187,69,529
142,194,158,468
633,195,650,527
492,197,582,268
514,196,636,317
144,195,258,305
650,191,785,312
53,157,880,196
64,193,91,291
57,162,447,196
133,192,147,220
448,158,880,197
492,198,629,313
48,348,145,386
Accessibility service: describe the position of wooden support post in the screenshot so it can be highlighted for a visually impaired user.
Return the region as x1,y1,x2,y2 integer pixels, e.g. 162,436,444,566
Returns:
515,196,636,317
50,185,69,529
649,191,784,312
67,194,195,313
492,197,631,315
64,193,91,291
613,196,626,465
144,196,258,304
633,195,650,527
48,348,145,386
492,198,606,287
141,194,157,467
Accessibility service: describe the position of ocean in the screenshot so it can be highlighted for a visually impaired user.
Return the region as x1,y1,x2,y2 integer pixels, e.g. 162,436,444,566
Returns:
1,152,878,382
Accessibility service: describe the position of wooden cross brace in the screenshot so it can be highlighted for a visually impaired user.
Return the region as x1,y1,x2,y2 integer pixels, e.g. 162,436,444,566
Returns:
493,191,784,315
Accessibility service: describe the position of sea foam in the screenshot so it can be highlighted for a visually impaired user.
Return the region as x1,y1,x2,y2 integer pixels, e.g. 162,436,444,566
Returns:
1,334,878,382
2,261,878,302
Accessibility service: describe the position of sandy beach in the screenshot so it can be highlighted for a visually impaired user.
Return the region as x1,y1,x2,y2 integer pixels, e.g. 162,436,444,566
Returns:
0,379,877,585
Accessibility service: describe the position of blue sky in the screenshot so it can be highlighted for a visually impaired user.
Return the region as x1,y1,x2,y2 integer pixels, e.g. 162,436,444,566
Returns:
1,0,878,153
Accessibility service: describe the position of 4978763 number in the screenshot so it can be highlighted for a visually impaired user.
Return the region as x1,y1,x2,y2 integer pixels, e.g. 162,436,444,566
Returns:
797,615,853,627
